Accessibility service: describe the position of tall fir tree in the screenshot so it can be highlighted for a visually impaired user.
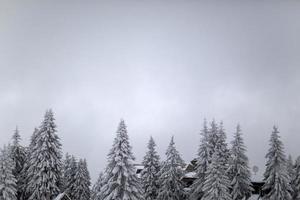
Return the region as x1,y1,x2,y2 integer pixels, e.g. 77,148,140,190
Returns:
100,119,144,200
21,128,38,200
292,156,300,200
202,151,232,200
26,110,62,200
189,119,210,200
157,136,185,200
91,172,105,200
228,125,253,200
62,153,72,191
215,122,230,166
207,120,230,163
287,155,296,198
287,155,294,172
10,127,27,200
73,159,91,200
287,155,295,181
141,136,160,200
0,145,17,200
64,155,78,199
207,119,219,160
262,126,292,200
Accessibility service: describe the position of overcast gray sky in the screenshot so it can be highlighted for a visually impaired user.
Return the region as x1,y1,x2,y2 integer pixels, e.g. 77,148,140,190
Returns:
1,0,300,182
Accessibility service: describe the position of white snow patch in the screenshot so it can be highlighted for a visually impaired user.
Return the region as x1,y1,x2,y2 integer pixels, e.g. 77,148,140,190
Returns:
184,172,196,178
53,193,70,200
248,195,261,200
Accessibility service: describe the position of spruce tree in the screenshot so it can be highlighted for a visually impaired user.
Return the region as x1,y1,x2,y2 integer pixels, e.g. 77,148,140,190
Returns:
262,126,292,200
62,153,78,199
207,119,219,160
62,153,72,191
27,110,62,200
215,122,230,166
228,125,253,200
207,120,229,163
189,119,210,200
10,127,26,200
292,156,300,200
73,159,91,200
141,136,160,200
287,155,296,197
287,155,295,181
91,172,105,200
0,145,17,200
22,128,38,200
64,155,78,199
100,119,144,200
202,151,232,200
157,136,185,200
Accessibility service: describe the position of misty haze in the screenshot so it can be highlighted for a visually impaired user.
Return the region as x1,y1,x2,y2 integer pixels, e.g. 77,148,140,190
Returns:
0,1,300,200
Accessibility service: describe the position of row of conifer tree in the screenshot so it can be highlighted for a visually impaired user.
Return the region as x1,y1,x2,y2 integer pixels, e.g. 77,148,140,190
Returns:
0,109,299,200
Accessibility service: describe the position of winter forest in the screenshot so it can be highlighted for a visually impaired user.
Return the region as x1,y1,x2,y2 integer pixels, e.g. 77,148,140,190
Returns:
0,109,299,200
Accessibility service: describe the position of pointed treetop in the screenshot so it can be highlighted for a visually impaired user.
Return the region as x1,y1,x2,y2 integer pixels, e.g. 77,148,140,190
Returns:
12,126,21,146
201,119,208,137
39,109,57,134
272,125,279,134
263,126,292,200
115,119,128,139
148,136,156,149
166,136,185,167
236,123,241,132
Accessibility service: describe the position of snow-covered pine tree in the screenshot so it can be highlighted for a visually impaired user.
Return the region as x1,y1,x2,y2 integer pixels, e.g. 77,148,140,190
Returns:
62,153,72,191
63,155,78,199
62,153,78,197
91,172,105,200
83,159,91,198
100,119,144,200
0,145,17,200
287,155,294,171
72,159,91,200
216,122,230,166
202,120,231,200
27,110,62,200
292,156,300,200
22,128,38,200
157,136,185,200
207,119,219,160
206,120,229,162
202,151,232,200
228,125,253,200
287,155,295,181
10,127,27,200
262,126,292,200
141,136,160,200
287,155,296,197
189,119,210,200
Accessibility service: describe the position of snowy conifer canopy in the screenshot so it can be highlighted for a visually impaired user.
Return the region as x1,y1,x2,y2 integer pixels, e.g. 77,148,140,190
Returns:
100,119,144,200
10,127,27,200
72,159,91,200
202,151,232,200
263,126,292,200
141,136,160,200
26,109,62,200
292,156,300,200
91,172,105,200
228,125,253,200
189,119,210,200
157,136,186,200
62,154,78,199
0,145,17,200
